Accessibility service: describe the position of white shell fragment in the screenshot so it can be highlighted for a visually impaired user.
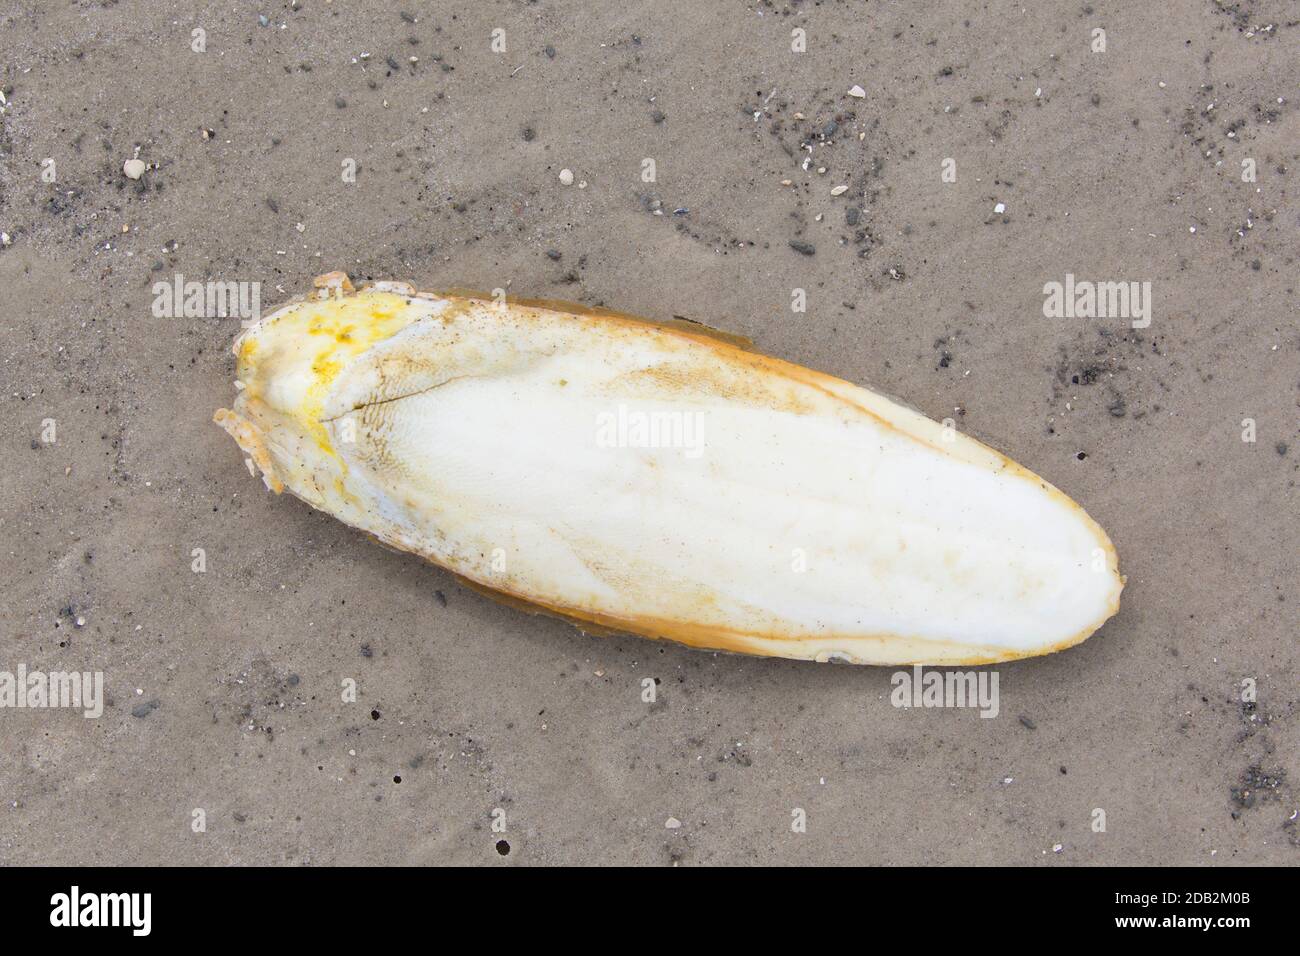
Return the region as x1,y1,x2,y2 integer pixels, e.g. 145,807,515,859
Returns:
215,273,1123,665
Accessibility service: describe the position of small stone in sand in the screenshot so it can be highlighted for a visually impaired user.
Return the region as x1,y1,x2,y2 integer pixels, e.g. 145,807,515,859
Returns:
558,168,574,186
665,817,682,829
848,85,866,98
123,158,146,180
831,185,849,196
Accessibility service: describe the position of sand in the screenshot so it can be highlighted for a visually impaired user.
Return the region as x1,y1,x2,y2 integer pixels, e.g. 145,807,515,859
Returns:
0,1,1295,865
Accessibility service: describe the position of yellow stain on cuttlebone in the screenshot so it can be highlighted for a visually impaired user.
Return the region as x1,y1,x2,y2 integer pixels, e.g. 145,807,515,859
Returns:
302,294,421,456
239,292,423,498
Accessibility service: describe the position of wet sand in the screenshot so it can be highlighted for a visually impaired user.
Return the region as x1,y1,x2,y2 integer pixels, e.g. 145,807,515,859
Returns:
0,1,1296,864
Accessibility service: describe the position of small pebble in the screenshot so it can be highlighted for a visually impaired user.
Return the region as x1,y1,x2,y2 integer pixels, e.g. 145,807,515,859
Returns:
830,185,849,196
994,202,1006,214
848,85,866,98
665,817,682,829
122,158,146,180
558,168,574,186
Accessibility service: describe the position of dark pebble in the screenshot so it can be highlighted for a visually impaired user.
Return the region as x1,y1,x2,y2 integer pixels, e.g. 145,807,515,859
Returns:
1019,716,1037,730
845,207,860,226
546,249,562,260
131,700,159,718
789,240,816,256
1277,442,1289,456
335,96,347,109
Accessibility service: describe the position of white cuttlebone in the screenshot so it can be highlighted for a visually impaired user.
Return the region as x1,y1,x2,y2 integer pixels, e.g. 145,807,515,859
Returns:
217,280,1123,665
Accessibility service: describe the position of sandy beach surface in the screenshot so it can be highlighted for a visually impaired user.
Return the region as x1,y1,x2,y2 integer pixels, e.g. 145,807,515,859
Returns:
0,1,1296,865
